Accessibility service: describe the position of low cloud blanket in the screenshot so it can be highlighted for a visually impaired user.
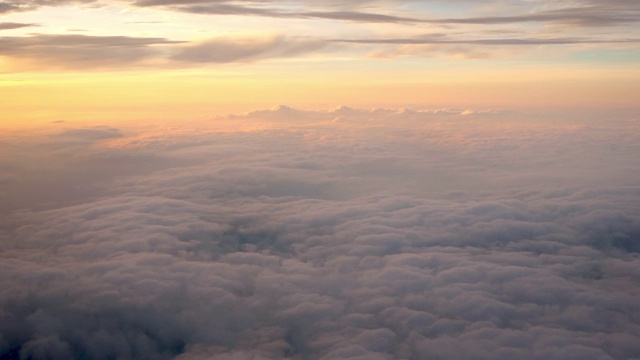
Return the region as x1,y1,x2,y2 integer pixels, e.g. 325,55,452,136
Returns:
1,108,639,359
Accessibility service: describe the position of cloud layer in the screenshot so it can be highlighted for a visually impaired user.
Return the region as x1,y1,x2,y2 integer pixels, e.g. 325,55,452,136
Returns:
1,107,639,359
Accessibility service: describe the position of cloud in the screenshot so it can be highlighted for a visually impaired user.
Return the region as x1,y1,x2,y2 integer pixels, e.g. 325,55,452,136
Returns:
0,34,325,70
132,0,640,28
134,0,233,5
132,0,393,6
428,5,640,27
2,0,638,31
0,34,180,69
172,36,326,63
0,22,38,30
0,31,610,72
334,35,640,46
175,4,422,24
1,107,640,359
54,126,123,141
0,2,26,13
0,0,96,13
331,31,640,59
1,2,637,71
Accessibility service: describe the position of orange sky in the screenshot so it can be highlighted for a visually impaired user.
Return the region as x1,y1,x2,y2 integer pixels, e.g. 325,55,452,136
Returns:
1,1,639,126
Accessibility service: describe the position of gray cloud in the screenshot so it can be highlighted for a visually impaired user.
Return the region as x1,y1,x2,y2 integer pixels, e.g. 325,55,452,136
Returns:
0,22,38,30
134,0,234,5
54,126,123,141
172,36,326,63
0,2,26,13
1,107,640,359
0,34,325,69
179,4,421,24
429,5,640,27
133,0,390,6
0,34,180,69
134,0,640,27
1,0,638,30
334,35,640,47
0,0,96,13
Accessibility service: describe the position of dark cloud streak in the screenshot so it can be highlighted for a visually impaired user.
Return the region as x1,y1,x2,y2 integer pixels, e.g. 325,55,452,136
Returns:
431,6,640,27
172,36,326,63
0,22,38,30
141,1,640,27
1,0,639,29
334,36,640,46
181,4,421,24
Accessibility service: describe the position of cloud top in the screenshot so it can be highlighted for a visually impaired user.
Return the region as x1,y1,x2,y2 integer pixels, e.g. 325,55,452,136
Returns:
1,107,639,359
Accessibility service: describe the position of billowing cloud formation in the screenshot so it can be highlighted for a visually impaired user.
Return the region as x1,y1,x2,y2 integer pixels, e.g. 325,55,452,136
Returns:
1,108,640,359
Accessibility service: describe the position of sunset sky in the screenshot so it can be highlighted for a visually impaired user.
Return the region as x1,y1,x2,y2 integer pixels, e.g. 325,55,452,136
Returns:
1,0,639,124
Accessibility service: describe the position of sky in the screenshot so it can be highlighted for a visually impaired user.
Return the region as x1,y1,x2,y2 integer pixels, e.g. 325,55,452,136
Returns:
0,0,639,123
1,1,640,360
